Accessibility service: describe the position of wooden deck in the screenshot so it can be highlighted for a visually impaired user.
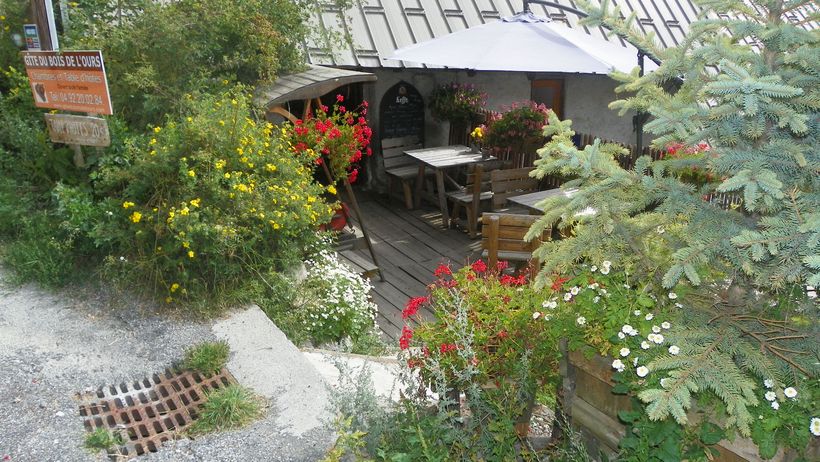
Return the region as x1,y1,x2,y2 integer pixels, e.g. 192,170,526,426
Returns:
341,191,482,340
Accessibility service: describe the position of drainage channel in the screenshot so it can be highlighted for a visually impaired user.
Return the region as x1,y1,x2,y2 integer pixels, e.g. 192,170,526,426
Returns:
77,367,237,457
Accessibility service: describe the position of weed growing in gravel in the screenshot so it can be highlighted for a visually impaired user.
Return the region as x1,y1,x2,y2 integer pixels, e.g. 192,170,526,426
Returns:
83,428,124,452
187,385,262,435
183,341,230,375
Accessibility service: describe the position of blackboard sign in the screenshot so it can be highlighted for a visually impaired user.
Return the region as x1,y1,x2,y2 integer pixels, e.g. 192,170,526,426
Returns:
379,82,424,140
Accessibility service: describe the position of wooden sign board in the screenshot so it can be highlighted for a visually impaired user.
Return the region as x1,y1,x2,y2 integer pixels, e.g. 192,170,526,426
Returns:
44,113,110,147
22,50,113,115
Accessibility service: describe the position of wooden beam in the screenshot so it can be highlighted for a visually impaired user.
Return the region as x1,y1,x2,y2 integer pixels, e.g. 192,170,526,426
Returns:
268,105,298,124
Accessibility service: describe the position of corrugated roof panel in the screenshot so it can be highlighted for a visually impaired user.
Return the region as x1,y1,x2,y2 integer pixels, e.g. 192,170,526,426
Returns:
306,0,817,68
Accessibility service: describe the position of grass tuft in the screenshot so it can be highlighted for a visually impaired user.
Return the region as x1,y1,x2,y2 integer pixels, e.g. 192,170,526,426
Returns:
187,385,262,435
83,428,124,452
183,340,230,375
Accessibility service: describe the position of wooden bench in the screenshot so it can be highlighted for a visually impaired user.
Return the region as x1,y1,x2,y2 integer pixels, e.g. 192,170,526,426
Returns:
490,167,538,211
480,213,550,269
382,136,424,209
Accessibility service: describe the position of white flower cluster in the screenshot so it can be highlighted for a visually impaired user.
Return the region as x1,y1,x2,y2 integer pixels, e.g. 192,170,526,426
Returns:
302,250,378,338
761,379,800,411
612,311,679,380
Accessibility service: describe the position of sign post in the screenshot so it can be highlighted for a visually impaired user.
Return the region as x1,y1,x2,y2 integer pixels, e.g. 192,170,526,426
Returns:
21,50,113,167
23,24,41,50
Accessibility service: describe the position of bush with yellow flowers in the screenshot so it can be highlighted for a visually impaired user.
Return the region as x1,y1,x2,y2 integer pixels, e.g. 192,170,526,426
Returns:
91,88,335,302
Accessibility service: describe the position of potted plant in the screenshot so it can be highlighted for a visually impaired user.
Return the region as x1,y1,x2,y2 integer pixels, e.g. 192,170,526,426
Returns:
429,82,487,144
483,101,550,158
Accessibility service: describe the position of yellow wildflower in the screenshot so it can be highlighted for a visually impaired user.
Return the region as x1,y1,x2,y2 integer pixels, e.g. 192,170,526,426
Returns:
187,170,196,178
122,201,135,209
186,117,193,123
222,79,229,85
153,126,161,133
215,159,226,169
190,198,201,207
187,250,195,259
165,296,173,303
182,241,190,249
170,283,180,293
130,211,142,223
149,138,157,145
219,120,225,126
224,172,231,179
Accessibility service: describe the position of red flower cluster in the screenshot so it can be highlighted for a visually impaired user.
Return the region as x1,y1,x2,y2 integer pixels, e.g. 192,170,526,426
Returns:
551,275,569,291
439,343,458,354
471,259,487,273
500,274,527,286
434,263,452,278
402,296,428,319
664,142,710,159
399,325,413,350
286,95,373,183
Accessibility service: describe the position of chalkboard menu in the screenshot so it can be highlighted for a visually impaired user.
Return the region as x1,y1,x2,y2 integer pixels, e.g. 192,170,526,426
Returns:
379,82,425,140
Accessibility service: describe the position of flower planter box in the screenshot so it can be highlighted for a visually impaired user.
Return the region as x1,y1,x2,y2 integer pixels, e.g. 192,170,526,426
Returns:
559,343,814,462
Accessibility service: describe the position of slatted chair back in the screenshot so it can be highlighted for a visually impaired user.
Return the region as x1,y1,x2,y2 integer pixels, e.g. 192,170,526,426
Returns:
382,136,424,209
480,213,550,269
490,167,538,210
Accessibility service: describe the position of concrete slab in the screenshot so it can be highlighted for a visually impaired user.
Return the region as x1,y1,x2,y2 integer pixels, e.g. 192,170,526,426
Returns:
212,306,330,436
302,349,401,401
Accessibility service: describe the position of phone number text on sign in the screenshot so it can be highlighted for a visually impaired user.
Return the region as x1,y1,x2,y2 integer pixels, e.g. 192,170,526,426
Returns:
21,50,113,115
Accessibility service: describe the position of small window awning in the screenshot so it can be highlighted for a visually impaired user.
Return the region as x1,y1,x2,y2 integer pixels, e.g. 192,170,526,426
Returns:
255,65,376,121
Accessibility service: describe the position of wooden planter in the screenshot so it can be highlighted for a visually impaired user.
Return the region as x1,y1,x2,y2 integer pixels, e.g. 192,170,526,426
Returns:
560,343,816,462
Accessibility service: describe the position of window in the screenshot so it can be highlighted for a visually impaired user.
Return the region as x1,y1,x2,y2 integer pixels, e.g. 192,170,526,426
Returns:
530,79,563,119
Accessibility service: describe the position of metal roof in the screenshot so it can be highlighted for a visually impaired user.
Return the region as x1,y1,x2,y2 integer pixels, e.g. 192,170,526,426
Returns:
254,64,377,109
306,0,818,69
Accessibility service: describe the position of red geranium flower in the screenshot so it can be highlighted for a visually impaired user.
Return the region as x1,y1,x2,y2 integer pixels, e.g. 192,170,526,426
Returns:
551,276,569,291
399,325,413,350
471,259,487,273
402,296,428,319
434,263,452,278
336,94,344,102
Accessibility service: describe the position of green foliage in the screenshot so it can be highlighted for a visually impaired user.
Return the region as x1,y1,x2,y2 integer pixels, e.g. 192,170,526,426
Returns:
83,428,124,451
0,2,27,79
87,89,333,302
2,210,76,287
183,341,230,375
530,1,818,455
187,385,262,435
66,0,315,128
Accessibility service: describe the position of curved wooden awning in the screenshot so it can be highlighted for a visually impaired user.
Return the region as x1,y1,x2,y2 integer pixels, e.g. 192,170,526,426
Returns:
254,65,377,122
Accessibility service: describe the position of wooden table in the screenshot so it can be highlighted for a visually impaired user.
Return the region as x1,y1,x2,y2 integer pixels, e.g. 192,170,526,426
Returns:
404,145,495,228
507,187,591,214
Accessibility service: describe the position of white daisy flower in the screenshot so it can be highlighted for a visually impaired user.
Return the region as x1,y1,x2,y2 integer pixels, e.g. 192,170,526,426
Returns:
633,310,642,316
675,302,684,308
620,347,630,357
660,378,670,388
564,292,573,301
576,316,587,326
765,391,776,402
532,311,541,320
668,345,680,355
622,325,634,334
810,418,820,437
771,401,780,410
611,359,625,372
628,328,639,337
570,286,580,295
652,334,664,344
763,379,773,389
543,314,553,321
784,387,798,399
636,366,649,378
645,313,654,321
668,292,678,300
641,341,651,350
661,321,671,330
599,288,608,295
652,325,661,333
617,332,626,339
602,260,612,268
593,296,601,303
656,225,665,234
590,265,598,272
600,266,610,275
588,283,599,289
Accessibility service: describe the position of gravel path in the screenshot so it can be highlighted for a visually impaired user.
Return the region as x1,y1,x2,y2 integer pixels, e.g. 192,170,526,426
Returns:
0,268,333,462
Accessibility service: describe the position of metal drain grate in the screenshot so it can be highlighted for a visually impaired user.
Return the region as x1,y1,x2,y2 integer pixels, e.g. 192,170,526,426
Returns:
77,368,237,457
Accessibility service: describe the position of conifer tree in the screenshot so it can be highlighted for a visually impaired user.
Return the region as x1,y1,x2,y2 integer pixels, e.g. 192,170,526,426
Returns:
529,0,818,437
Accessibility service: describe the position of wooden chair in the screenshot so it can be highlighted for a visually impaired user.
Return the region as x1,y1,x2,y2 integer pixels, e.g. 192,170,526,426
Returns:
480,213,550,269
383,136,424,209
490,167,538,211
447,163,492,238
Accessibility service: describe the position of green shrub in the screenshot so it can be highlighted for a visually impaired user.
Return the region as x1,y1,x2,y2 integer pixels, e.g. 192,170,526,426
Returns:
2,212,76,287
183,341,230,375
89,88,334,303
187,385,262,435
